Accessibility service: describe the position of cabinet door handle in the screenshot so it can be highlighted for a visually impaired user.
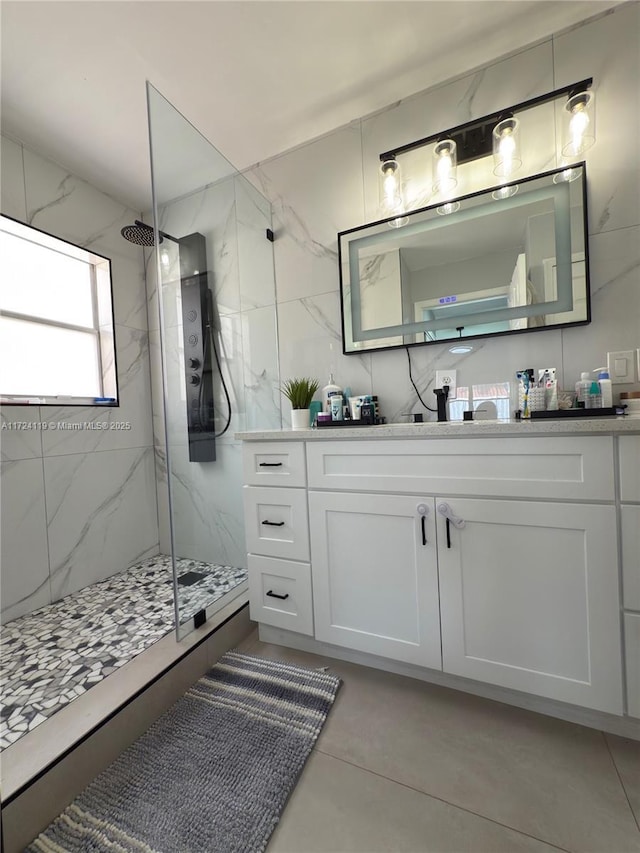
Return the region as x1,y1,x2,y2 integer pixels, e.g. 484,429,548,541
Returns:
266,590,289,600
259,462,283,467
261,520,285,527
436,502,465,528
416,503,429,545
446,517,451,549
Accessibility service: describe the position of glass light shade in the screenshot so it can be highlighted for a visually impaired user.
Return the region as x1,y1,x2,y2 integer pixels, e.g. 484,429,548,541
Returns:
561,91,595,157
492,184,519,200
379,158,404,215
493,117,522,178
432,140,457,194
436,201,460,216
553,166,581,184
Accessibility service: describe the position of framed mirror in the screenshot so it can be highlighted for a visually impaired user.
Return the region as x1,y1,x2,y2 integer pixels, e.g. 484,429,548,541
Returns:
339,164,590,354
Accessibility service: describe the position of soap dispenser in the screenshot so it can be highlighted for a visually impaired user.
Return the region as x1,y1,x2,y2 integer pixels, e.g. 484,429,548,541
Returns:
594,368,613,408
322,373,342,413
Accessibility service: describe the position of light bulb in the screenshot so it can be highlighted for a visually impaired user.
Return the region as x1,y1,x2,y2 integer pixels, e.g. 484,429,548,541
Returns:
379,159,403,214
437,201,460,216
562,91,595,157
499,130,516,176
570,104,589,154
432,140,457,194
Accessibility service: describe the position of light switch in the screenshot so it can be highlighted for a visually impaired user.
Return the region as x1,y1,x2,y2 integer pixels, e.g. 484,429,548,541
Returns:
607,350,635,384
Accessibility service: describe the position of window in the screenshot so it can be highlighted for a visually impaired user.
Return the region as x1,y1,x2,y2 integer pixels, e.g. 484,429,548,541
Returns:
0,215,118,405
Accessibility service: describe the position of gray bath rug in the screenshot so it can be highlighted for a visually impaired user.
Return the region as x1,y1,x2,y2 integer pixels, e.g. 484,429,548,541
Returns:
27,651,341,852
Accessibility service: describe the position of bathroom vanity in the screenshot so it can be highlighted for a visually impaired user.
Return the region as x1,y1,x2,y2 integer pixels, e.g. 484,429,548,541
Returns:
237,420,640,734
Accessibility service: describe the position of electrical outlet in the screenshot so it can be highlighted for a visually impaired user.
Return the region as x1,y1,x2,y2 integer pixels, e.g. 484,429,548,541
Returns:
435,369,457,396
607,350,635,384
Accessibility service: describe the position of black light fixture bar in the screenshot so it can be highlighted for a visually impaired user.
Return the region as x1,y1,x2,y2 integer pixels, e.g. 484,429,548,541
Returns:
379,77,593,164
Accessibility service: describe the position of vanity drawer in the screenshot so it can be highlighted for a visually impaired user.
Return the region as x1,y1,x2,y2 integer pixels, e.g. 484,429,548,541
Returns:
622,505,640,611
307,436,615,500
243,486,310,561
242,441,306,488
248,555,313,635
619,436,640,502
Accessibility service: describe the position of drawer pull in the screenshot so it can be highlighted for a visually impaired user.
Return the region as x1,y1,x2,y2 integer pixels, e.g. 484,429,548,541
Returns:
266,590,289,600
262,520,285,527
259,462,283,467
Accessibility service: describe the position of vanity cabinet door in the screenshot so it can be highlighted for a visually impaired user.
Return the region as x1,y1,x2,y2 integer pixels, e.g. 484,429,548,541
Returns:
308,491,441,669
436,498,623,714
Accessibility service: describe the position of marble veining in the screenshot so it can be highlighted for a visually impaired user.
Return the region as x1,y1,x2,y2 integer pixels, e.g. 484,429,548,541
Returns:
0,555,247,751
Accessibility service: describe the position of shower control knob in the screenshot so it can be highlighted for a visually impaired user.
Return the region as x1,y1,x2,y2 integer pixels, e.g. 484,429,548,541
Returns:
189,374,200,386
189,358,200,369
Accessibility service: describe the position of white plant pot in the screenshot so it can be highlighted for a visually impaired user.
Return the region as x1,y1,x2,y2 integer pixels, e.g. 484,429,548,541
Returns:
290,408,310,430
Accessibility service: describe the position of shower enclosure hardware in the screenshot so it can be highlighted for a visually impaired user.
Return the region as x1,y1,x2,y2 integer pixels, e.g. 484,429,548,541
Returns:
179,232,217,462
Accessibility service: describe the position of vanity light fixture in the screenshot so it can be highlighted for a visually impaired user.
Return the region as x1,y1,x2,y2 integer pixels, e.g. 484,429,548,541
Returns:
378,77,594,219
432,139,458,194
492,117,521,178
379,157,403,215
562,90,595,157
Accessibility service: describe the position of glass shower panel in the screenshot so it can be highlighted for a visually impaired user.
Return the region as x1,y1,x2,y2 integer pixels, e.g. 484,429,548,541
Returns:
146,83,280,639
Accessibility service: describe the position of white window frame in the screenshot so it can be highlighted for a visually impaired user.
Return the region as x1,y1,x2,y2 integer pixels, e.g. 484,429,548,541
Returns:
0,214,119,406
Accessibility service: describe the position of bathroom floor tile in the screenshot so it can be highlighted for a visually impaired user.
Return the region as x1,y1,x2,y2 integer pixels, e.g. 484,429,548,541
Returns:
267,751,564,853
251,641,640,853
606,734,640,827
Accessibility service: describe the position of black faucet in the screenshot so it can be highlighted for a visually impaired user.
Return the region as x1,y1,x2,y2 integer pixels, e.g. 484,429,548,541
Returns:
434,385,450,422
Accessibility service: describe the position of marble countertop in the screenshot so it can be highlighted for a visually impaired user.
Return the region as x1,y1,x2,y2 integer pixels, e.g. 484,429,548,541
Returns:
236,415,640,441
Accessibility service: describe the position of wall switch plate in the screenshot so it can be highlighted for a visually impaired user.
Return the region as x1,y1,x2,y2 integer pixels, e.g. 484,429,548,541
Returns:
435,369,457,396
607,350,635,384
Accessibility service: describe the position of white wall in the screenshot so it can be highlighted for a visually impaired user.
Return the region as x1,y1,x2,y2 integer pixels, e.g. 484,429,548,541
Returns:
0,137,159,623
247,4,639,422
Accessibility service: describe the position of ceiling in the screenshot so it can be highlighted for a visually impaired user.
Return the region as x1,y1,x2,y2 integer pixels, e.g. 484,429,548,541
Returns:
1,1,621,212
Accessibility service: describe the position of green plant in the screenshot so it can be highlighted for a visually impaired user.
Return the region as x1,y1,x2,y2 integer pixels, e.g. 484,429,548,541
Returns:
281,377,319,410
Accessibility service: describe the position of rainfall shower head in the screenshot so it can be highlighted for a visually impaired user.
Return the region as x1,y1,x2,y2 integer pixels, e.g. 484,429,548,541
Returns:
120,220,179,246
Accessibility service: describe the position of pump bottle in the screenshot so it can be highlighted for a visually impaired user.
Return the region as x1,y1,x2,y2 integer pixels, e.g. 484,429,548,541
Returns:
322,373,342,413
594,368,613,408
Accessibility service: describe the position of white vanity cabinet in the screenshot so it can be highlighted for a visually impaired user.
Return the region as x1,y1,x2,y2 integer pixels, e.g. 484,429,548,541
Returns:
239,427,638,726
242,441,314,636
619,435,640,718
436,497,621,714
309,491,441,668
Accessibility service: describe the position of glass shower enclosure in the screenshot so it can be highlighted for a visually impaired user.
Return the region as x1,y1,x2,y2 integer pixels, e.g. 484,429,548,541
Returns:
146,83,280,639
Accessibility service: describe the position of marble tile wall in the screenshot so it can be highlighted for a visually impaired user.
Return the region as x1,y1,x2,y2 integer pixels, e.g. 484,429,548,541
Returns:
0,137,159,623
146,166,279,591
246,3,639,424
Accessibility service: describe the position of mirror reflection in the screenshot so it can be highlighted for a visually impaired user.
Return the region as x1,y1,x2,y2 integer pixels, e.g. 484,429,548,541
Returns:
339,165,589,353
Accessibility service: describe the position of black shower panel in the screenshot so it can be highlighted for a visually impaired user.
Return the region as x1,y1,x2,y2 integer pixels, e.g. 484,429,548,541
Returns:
179,232,216,462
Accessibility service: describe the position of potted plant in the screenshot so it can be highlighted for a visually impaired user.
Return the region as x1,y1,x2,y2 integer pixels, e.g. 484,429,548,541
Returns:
281,377,319,429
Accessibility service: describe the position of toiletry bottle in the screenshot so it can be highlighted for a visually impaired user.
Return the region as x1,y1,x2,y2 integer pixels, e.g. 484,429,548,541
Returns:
575,372,591,407
594,368,612,408
587,380,602,409
330,394,344,421
322,373,342,413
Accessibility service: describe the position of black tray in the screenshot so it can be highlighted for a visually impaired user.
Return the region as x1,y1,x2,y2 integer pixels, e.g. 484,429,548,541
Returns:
315,419,382,428
529,407,619,419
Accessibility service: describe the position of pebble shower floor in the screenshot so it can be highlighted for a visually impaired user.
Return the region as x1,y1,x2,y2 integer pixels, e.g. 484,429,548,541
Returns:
0,555,247,750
